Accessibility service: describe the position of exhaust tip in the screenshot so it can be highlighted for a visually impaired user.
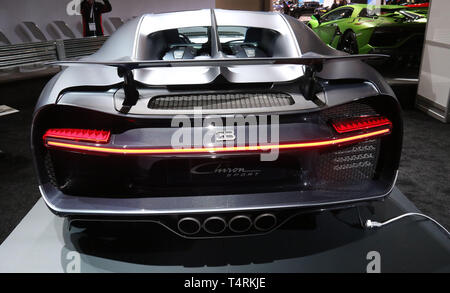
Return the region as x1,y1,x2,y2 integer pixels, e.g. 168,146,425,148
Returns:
254,213,277,232
229,215,252,233
203,216,227,234
178,217,201,235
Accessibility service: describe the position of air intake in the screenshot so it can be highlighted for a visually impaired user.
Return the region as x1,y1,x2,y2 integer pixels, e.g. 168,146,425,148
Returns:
148,92,294,110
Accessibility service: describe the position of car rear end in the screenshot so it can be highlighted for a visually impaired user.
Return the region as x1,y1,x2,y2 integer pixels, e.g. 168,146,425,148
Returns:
31,10,403,238
32,80,402,237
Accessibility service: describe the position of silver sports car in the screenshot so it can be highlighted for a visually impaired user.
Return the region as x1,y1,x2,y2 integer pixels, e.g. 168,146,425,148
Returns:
32,9,402,238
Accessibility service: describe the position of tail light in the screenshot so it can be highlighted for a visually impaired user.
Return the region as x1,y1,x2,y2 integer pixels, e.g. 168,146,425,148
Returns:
43,128,390,155
42,115,392,155
37,99,400,199
43,129,110,144
331,116,392,134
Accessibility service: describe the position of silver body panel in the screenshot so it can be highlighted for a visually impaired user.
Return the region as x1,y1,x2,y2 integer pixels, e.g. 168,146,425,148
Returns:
32,9,401,227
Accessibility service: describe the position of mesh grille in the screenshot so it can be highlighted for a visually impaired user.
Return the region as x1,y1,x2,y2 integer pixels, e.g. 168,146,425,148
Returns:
316,139,380,185
316,102,380,187
45,153,59,188
320,102,377,121
148,93,294,110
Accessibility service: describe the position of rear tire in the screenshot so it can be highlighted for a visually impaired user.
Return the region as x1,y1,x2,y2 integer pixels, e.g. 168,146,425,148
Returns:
338,30,359,55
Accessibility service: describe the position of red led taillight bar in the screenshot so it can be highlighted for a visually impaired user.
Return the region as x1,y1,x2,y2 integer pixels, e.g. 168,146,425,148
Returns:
332,116,392,134
44,128,391,155
43,129,111,144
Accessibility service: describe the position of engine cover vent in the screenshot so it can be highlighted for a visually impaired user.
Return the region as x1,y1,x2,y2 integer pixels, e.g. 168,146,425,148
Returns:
148,93,294,110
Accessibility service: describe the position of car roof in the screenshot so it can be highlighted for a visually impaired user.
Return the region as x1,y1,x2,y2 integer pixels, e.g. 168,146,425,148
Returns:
347,4,405,9
324,4,405,16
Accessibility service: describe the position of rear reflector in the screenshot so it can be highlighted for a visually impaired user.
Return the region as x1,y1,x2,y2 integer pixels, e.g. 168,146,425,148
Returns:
332,116,392,134
43,129,110,143
44,128,390,155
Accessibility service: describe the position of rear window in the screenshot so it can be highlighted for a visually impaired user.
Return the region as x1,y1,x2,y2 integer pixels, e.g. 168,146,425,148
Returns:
146,26,211,60
217,26,247,43
219,26,280,58
359,8,402,17
146,26,281,60
178,26,209,44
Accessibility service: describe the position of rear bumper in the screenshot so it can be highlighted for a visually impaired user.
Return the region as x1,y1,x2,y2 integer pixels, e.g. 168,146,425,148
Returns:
34,94,403,236
40,170,397,217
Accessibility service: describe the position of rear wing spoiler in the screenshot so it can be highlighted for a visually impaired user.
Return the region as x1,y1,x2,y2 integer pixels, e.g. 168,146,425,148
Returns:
48,52,388,112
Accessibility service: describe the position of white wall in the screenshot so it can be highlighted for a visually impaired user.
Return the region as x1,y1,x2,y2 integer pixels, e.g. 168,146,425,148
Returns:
0,0,215,44
323,0,334,7
417,0,450,122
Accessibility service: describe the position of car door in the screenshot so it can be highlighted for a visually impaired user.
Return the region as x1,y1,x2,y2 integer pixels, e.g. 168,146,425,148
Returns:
316,8,354,45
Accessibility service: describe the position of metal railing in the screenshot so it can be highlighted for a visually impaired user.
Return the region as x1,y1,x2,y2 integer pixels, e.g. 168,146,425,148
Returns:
0,36,108,74
60,36,108,59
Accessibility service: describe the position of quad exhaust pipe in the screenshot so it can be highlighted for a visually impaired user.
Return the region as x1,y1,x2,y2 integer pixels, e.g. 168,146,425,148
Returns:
177,213,277,235
254,213,277,232
229,215,252,233
177,217,202,235
203,216,227,234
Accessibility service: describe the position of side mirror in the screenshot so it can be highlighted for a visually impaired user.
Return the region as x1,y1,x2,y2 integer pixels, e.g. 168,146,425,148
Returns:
309,15,320,28
312,13,321,22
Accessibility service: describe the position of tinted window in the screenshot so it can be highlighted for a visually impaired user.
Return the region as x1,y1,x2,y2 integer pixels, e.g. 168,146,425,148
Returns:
218,26,280,58
217,26,247,43
147,26,211,60
322,8,353,22
147,26,281,60
178,26,209,44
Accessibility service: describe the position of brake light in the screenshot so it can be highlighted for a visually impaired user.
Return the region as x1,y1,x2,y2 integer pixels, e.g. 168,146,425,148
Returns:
44,128,390,155
332,116,392,134
43,129,110,143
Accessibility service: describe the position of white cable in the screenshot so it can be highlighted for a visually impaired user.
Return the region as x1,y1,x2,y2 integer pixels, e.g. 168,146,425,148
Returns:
365,212,450,237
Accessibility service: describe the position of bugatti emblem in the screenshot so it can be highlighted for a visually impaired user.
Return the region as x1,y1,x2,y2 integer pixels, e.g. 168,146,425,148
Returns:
215,130,236,141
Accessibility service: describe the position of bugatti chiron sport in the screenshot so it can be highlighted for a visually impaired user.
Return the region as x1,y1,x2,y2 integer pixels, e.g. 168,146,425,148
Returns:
32,9,402,238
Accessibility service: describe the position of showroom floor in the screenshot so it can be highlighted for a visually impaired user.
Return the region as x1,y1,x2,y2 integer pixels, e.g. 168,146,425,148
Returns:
0,76,449,245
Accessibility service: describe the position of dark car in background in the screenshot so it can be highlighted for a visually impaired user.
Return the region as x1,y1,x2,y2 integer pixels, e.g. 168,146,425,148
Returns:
290,1,322,18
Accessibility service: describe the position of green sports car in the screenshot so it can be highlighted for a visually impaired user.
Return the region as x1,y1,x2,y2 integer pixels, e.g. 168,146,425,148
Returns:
308,4,427,57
